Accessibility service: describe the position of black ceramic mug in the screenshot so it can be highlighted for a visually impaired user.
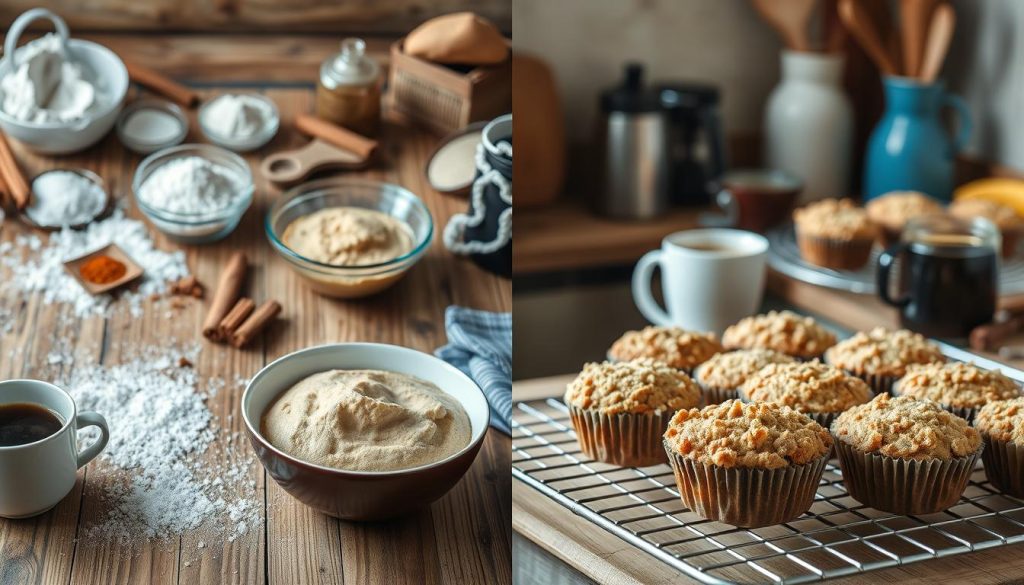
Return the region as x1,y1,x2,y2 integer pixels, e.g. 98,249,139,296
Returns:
877,215,1000,339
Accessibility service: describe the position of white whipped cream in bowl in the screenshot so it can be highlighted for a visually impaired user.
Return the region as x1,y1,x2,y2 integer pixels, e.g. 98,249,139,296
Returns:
0,9,128,154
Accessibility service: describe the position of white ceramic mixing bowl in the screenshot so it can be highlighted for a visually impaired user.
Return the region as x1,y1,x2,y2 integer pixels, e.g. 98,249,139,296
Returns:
0,9,129,154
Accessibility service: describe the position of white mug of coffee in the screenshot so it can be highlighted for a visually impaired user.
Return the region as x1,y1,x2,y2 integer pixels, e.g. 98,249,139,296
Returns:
632,229,769,334
0,379,109,518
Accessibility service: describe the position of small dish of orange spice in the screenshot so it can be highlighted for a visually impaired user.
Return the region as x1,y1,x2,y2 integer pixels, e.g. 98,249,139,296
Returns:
63,243,143,294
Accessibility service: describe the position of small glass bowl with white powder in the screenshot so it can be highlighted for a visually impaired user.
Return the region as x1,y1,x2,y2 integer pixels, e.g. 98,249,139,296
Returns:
22,168,109,230
116,99,188,154
133,144,254,244
198,93,279,152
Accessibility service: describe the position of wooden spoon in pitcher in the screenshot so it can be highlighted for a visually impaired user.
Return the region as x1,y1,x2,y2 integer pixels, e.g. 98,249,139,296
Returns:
920,3,956,83
751,0,817,51
838,0,898,75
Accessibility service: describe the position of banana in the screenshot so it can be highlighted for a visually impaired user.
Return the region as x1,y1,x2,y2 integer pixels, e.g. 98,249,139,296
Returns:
954,178,1024,216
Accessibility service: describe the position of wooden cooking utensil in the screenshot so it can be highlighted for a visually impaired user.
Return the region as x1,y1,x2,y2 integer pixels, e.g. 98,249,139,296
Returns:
900,0,938,78
919,3,956,83
838,0,898,75
260,114,377,185
750,0,817,51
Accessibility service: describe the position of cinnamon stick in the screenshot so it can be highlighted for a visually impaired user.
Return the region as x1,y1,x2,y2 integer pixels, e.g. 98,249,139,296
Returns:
0,132,30,210
218,297,255,339
124,60,200,108
231,300,281,348
201,252,247,341
295,114,378,161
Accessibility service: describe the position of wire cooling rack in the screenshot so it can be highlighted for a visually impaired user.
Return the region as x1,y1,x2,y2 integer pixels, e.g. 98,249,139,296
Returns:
512,342,1024,584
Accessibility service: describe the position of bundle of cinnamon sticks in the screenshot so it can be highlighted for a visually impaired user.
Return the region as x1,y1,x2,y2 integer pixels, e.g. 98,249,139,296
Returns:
201,252,282,348
0,131,30,211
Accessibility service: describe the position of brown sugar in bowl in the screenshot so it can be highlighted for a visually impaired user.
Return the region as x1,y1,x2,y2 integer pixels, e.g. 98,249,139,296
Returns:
241,343,490,521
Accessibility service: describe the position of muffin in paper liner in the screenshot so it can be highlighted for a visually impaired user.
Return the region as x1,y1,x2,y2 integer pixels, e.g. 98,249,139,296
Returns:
981,434,1024,499
699,384,738,405
891,381,980,423
568,405,674,467
664,444,829,528
822,355,896,396
605,352,694,377
832,438,982,514
795,232,874,271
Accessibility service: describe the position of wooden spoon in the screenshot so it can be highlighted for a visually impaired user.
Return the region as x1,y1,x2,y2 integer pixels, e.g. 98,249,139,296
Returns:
750,0,817,51
920,3,956,83
900,0,938,77
838,0,897,75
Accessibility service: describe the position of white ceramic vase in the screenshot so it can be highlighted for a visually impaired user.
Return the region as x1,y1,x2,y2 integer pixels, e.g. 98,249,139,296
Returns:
763,50,853,204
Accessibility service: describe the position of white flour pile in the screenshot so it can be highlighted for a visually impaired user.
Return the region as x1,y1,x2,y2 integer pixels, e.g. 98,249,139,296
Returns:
201,94,275,141
0,208,188,317
137,156,244,217
58,342,260,543
0,34,101,124
24,170,107,228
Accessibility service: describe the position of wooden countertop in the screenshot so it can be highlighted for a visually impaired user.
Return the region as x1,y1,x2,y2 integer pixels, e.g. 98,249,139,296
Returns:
0,66,511,584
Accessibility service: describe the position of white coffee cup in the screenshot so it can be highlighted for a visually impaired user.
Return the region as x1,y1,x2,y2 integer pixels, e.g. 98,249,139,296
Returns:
632,228,769,334
0,380,109,518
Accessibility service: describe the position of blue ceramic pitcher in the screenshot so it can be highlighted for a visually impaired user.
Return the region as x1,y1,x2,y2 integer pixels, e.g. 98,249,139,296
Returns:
863,77,971,202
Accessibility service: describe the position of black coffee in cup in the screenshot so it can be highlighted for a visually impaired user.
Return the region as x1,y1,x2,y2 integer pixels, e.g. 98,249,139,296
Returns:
878,216,999,339
0,403,63,446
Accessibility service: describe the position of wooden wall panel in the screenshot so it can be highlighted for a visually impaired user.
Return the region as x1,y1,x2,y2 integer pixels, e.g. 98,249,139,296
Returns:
0,0,511,34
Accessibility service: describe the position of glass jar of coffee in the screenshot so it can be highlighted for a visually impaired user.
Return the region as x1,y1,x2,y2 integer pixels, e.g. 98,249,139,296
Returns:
877,214,1000,339
315,38,381,137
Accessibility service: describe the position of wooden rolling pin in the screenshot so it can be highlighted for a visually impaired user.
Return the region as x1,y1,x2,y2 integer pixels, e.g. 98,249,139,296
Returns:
260,114,378,184
124,60,200,108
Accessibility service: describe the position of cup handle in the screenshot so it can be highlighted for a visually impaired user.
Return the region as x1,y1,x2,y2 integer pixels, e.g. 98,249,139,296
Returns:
942,93,972,154
632,250,672,325
2,9,71,72
877,243,910,307
698,189,738,228
75,411,109,469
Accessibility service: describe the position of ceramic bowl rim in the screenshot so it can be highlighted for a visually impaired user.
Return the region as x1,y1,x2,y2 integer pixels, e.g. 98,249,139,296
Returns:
241,342,491,478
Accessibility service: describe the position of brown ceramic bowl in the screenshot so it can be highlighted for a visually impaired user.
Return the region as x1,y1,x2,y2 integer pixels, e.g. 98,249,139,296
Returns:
242,343,490,521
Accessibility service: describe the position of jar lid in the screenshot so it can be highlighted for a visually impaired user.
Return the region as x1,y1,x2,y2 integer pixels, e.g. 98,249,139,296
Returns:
426,122,486,195
321,38,380,89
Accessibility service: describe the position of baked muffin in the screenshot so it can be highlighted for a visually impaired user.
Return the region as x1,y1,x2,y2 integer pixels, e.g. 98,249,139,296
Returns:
793,198,877,270
565,359,701,467
865,191,944,247
975,398,1024,497
693,349,795,404
739,361,873,428
824,327,945,394
607,326,723,375
949,198,1024,258
663,400,831,527
722,310,837,359
893,362,1020,421
831,394,982,514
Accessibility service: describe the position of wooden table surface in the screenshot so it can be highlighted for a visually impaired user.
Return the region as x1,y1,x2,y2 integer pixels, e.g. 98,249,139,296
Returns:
0,52,511,584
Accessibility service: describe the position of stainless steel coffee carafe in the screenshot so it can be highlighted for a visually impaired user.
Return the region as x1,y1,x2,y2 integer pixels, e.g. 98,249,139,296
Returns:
595,64,724,219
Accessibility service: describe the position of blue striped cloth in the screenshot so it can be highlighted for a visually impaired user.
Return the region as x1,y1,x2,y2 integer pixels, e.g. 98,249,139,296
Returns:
436,306,512,435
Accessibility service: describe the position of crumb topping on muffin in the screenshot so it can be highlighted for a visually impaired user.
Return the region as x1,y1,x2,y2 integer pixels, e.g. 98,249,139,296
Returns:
793,198,877,240
663,399,832,469
740,361,873,414
564,359,701,415
975,398,1024,445
694,349,796,390
949,198,1023,230
865,191,944,231
824,327,945,378
608,326,723,369
831,394,980,460
896,362,1020,408
722,311,837,358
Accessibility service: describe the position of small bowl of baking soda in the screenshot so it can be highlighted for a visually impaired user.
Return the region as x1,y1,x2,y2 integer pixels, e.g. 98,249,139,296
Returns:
133,144,254,244
198,93,279,152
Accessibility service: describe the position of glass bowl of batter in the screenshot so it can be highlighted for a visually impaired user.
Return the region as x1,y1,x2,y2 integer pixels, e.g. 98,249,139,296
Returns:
265,178,433,298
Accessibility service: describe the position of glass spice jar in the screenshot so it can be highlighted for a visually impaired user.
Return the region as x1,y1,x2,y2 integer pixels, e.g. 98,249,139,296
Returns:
315,38,381,138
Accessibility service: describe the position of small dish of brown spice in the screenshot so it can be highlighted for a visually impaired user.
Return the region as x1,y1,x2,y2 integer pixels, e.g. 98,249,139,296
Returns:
63,243,143,295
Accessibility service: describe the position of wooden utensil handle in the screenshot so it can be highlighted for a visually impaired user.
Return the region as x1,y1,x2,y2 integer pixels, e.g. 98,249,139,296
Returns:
124,60,200,108
0,132,30,210
295,114,377,161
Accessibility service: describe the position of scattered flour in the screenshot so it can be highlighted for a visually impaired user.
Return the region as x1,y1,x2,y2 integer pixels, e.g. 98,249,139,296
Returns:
0,208,188,317
56,342,260,543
